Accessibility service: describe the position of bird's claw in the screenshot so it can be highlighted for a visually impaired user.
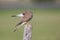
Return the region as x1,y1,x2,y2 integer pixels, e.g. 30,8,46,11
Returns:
13,29,16,32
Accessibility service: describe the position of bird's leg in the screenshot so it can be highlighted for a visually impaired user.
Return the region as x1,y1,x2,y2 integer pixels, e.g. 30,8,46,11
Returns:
13,22,27,32
13,22,22,32
13,26,21,32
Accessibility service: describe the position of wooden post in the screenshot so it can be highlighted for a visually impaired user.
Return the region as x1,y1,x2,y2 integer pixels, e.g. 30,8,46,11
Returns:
23,23,32,40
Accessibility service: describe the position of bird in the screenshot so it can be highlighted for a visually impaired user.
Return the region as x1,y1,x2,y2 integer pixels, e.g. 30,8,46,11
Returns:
12,11,33,32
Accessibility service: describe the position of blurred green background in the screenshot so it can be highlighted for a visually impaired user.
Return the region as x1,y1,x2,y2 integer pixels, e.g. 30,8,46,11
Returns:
0,8,60,40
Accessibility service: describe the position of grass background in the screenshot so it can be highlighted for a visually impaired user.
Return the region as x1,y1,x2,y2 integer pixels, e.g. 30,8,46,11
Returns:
0,8,60,40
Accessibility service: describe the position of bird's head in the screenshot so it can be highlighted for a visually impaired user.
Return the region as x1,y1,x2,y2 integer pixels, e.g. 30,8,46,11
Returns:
12,11,32,18
12,13,24,17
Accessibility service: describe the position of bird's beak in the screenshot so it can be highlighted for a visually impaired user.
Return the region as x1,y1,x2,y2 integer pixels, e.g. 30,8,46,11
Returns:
11,15,16,17
16,13,24,17
11,13,24,17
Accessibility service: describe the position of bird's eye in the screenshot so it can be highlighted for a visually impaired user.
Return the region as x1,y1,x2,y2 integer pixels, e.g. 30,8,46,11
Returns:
23,13,25,15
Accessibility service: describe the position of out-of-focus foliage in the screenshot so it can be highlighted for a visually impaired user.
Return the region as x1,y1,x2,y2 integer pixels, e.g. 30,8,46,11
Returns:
0,8,60,40
32,0,54,2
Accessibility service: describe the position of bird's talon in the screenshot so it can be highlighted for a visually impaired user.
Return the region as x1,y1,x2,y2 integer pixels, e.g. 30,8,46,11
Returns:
13,29,16,32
